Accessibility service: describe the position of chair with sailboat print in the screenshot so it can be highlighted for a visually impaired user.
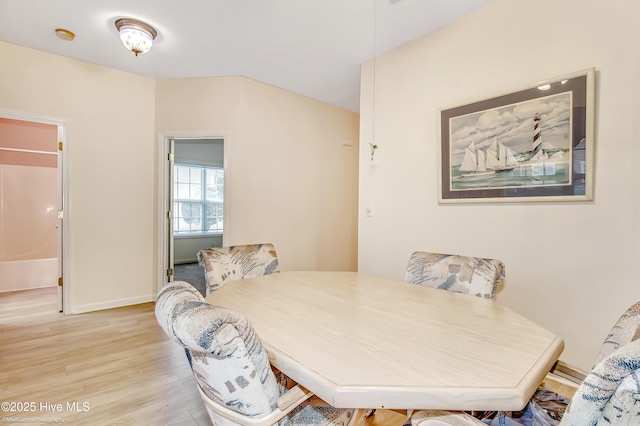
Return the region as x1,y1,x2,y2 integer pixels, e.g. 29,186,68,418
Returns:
409,301,640,425
197,243,280,295
404,251,505,299
155,281,372,426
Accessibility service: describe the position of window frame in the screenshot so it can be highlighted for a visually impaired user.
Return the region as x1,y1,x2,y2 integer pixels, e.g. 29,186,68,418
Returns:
173,163,224,237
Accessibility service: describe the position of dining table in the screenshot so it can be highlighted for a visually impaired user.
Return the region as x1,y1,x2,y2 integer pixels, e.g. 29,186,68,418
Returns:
204,271,564,411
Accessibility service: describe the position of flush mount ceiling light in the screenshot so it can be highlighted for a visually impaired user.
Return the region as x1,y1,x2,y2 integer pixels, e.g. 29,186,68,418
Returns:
114,18,157,57
55,28,75,41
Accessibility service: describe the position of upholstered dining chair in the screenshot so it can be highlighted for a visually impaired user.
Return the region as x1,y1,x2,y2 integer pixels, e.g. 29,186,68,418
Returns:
197,243,280,295
155,281,372,426
404,251,505,299
410,301,640,426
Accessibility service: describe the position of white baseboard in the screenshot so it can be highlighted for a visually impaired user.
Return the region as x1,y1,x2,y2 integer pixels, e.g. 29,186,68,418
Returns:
71,294,154,314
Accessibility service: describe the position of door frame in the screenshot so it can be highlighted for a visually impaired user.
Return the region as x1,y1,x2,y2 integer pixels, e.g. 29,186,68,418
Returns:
0,108,70,314
156,131,228,296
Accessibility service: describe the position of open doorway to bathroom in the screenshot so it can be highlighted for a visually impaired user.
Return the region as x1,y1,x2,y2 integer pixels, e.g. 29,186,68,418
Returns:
0,112,68,313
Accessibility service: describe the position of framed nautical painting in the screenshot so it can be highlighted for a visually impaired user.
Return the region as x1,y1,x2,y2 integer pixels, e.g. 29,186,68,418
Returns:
438,68,595,204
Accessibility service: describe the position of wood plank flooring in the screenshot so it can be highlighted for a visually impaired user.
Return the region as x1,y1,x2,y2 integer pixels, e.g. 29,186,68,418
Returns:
0,287,406,426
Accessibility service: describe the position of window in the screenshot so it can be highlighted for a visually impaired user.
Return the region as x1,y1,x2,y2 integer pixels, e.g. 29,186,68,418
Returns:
173,164,223,235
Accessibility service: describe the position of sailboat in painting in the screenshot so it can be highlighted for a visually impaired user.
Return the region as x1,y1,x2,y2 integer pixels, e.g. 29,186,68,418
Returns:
459,141,496,177
486,136,519,172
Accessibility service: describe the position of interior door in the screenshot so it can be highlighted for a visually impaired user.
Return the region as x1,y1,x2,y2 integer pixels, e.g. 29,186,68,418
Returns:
167,138,175,283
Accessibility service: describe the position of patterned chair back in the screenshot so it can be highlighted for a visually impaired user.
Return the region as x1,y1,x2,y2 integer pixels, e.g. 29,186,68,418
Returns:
410,301,640,425
404,251,505,299
560,339,640,425
155,281,280,426
594,301,640,365
198,243,280,295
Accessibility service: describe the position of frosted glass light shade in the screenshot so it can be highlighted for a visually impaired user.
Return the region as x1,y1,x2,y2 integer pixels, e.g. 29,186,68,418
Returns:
115,18,157,57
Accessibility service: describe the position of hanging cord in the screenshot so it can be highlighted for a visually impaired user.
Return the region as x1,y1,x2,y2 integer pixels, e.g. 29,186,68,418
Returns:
369,0,379,160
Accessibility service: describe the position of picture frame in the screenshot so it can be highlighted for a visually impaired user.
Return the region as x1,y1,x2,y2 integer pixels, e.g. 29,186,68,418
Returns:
438,68,595,204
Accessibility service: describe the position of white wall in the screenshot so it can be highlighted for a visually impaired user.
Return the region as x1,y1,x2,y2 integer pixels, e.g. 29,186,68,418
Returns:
0,42,156,312
358,0,640,371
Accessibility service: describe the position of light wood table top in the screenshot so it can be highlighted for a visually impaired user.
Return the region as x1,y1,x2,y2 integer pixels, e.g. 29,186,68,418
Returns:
204,271,564,411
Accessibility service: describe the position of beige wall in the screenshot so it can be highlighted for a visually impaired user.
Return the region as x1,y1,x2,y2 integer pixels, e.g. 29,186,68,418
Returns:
0,42,156,312
0,41,359,311
156,76,360,272
359,0,640,370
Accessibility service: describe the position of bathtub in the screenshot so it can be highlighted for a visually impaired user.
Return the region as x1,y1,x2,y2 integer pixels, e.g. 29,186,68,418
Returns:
0,258,58,292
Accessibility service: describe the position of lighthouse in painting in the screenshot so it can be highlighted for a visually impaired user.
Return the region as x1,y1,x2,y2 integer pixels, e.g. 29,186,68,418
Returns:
530,112,544,162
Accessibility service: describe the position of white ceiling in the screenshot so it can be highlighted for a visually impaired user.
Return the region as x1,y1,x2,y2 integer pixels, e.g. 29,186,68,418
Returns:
0,0,493,112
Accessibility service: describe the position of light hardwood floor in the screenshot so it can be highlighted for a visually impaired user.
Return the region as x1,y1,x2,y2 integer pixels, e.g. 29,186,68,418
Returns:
0,287,406,426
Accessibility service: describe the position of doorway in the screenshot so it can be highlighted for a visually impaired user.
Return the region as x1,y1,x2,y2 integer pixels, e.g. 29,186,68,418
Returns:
156,132,227,296
0,108,69,313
